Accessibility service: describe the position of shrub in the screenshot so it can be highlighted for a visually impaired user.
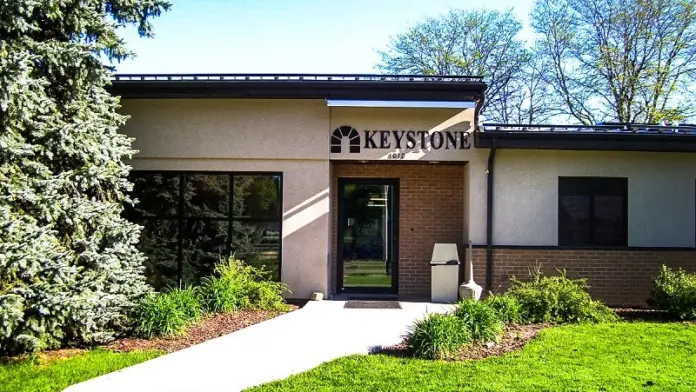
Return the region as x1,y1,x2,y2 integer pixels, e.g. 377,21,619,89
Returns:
246,279,291,311
133,287,201,338
648,265,696,320
507,270,618,324
485,294,524,324
454,300,504,342
405,313,470,360
199,256,289,313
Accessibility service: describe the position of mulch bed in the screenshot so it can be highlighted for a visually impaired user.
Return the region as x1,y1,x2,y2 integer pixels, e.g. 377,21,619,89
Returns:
456,323,548,360
106,307,297,353
0,307,297,365
376,323,549,361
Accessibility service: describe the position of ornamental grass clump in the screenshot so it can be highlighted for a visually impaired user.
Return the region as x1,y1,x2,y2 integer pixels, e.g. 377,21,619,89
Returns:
648,265,696,320
405,313,471,360
454,299,504,342
507,269,618,324
133,287,201,338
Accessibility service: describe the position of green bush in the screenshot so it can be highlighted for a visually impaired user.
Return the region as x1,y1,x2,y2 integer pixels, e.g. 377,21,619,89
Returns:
485,294,524,324
648,265,696,320
507,270,618,324
405,313,471,360
246,279,291,311
199,256,289,313
133,287,201,338
454,300,504,342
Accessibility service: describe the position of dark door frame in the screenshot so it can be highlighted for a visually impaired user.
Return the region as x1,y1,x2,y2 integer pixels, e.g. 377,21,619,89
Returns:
337,178,400,294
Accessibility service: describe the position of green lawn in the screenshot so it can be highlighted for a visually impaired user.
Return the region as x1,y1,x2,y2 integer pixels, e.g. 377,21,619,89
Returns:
0,349,161,392
249,323,696,392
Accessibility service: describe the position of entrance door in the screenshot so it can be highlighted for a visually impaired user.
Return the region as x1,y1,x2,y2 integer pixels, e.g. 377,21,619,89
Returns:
337,178,399,294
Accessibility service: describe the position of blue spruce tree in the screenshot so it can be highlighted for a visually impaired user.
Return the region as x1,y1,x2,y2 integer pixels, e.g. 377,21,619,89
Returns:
0,0,170,354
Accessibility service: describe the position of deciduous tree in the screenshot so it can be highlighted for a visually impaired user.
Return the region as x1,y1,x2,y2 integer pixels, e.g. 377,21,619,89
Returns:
378,9,550,123
532,0,696,124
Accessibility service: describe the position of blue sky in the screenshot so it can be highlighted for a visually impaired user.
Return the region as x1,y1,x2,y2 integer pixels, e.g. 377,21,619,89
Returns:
114,0,535,74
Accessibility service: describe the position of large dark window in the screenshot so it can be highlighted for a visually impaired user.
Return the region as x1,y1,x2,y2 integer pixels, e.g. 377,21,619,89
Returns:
558,177,628,247
125,172,282,290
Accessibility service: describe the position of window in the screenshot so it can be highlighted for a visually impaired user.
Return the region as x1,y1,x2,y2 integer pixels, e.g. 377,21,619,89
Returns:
125,172,282,289
558,177,628,247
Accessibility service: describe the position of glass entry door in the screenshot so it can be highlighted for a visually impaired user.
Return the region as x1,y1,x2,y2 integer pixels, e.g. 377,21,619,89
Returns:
337,178,398,293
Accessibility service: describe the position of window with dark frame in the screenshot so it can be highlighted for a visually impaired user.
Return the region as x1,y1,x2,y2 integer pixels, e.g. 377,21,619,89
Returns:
558,177,628,247
124,171,282,290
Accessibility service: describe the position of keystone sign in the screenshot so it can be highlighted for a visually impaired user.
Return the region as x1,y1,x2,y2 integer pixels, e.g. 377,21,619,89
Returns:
330,125,472,154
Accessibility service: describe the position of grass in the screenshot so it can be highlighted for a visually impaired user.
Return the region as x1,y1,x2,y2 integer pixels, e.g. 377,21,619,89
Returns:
248,322,696,391
343,260,391,287
0,349,162,392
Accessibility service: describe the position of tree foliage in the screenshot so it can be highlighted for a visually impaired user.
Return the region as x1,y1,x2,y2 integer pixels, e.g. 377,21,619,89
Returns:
532,0,696,124
378,9,553,123
0,0,170,354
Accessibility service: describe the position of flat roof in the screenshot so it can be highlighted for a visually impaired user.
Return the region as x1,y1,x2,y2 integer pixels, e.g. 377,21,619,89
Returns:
476,123,696,153
109,73,488,103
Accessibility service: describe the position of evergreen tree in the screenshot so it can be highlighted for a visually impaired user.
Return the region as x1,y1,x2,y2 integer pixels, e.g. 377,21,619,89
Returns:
0,0,170,354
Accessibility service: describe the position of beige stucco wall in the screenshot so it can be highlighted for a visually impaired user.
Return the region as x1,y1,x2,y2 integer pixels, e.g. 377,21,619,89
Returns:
483,149,696,247
120,99,331,298
119,99,480,297
121,99,329,160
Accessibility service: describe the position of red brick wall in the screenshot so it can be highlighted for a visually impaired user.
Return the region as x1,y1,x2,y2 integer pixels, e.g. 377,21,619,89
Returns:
331,163,465,298
470,247,696,307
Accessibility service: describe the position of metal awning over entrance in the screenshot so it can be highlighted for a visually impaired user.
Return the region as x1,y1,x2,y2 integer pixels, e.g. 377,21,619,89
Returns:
326,99,476,109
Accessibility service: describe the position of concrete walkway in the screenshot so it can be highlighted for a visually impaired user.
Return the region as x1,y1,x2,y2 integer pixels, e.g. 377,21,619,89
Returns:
66,301,454,392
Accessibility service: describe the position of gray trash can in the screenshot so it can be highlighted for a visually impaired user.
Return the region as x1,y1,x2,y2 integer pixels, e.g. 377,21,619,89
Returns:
430,243,460,303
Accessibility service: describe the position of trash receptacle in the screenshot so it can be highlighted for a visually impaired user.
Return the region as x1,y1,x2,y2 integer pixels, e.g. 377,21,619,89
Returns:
430,243,460,303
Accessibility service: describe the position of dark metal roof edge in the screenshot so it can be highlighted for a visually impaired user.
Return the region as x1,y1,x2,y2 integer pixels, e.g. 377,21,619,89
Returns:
478,131,696,139
474,130,696,153
108,73,488,100
112,73,485,82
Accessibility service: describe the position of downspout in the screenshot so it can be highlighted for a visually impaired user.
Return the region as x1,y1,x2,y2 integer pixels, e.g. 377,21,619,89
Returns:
485,140,496,291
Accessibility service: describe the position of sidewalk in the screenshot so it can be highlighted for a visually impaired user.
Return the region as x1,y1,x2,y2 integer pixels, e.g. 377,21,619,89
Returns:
65,301,453,392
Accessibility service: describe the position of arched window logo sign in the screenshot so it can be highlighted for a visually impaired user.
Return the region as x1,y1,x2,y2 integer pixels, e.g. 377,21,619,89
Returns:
330,124,471,154
330,126,361,154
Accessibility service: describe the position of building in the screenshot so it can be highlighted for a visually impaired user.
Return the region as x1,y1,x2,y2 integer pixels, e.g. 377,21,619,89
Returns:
111,74,696,307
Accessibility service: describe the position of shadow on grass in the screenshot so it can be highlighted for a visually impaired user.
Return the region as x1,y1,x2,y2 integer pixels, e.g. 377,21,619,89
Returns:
614,308,672,322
